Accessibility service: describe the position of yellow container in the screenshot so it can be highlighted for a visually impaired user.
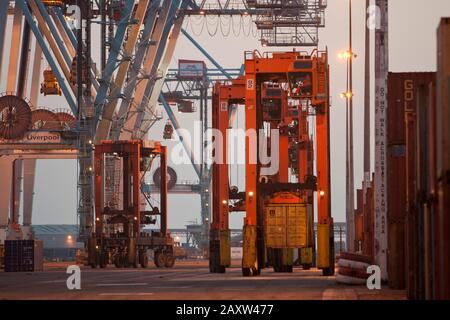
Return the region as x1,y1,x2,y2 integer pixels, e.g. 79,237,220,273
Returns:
265,204,307,248
287,205,307,247
265,206,286,248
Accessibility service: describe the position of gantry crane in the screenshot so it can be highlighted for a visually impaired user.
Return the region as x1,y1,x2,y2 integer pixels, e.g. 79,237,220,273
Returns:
0,1,329,265
210,50,334,276
89,140,175,268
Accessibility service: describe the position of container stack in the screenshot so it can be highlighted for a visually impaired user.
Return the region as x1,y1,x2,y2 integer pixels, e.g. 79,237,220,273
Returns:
381,18,450,300
0,244,4,270
4,240,43,272
386,72,435,292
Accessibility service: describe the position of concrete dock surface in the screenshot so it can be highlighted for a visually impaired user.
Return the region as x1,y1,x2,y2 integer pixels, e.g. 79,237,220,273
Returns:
0,260,406,300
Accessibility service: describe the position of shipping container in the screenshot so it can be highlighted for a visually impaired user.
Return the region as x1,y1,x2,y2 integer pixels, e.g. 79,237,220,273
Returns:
403,76,438,299
0,244,4,270
437,18,450,175
387,72,436,145
435,17,450,300
265,204,308,248
387,72,435,291
4,240,43,272
405,98,418,299
230,247,243,259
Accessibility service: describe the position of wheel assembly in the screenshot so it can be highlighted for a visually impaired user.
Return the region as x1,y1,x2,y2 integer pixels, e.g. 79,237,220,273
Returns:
0,95,32,139
242,267,252,277
242,267,259,277
139,251,148,268
31,109,60,130
153,166,177,190
154,251,167,268
55,110,77,130
164,254,175,268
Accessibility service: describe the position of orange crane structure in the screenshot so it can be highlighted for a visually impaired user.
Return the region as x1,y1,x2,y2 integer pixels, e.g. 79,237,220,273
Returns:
210,49,334,276
88,140,175,269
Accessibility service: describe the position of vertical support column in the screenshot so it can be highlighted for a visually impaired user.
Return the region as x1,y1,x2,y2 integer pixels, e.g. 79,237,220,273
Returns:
90,144,104,268
7,4,23,92
17,17,33,239
160,146,168,237
210,88,231,272
298,110,309,184
123,156,130,213
22,159,36,230
307,132,316,265
5,5,26,225
363,0,371,201
218,98,229,232
0,157,14,244
0,0,9,77
374,0,389,281
279,133,289,182
23,38,43,234
210,85,220,272
11,159,22,225
243,68,258,276
132,143,141,238
315,55,334,276
94,145,104,237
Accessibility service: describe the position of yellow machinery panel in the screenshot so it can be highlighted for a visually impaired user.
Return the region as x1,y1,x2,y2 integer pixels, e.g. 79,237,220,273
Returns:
265,204,307,248
317,223,330,269
219,230,231,266
300,247,313,265
281,248,294,265
242,225,258,269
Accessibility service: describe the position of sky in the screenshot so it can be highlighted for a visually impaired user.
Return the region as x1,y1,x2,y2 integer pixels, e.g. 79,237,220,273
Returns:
1,0,450,229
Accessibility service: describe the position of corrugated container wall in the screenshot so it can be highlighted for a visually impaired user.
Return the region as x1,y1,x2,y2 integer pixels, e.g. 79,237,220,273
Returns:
436,18,450,300
265,204,308,248
387,72,435,291
4,240,43,272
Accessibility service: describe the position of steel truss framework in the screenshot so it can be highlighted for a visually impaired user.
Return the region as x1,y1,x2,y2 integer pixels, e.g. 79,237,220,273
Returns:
181,0,327,46
0,1,328,255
